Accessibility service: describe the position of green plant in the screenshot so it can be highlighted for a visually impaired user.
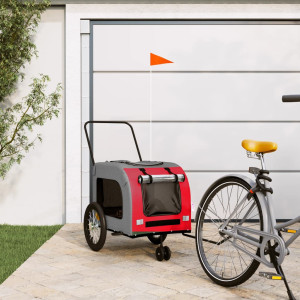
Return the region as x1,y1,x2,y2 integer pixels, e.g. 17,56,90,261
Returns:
0,75,62,178
0,0,50,102
0,0,62,179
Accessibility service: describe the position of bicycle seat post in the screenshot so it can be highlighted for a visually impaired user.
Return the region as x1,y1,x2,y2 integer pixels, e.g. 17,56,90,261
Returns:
257,152,279,236
259,153,266,170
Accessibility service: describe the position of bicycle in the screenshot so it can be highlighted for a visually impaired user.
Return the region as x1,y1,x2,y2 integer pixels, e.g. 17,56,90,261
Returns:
195,95,300,300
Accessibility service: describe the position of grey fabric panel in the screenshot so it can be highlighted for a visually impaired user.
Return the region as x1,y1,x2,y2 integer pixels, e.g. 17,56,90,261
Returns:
92,161,179,235
93,162,132,235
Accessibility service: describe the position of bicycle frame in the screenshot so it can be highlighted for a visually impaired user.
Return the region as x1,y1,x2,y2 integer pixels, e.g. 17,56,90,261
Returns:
218,153,300,268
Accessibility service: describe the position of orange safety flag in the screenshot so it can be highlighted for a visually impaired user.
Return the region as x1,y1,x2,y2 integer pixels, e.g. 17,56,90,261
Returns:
150,53,173,66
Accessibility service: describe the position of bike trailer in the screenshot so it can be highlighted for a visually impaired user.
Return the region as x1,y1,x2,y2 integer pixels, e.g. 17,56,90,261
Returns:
84,121,191,260
92,160,191,237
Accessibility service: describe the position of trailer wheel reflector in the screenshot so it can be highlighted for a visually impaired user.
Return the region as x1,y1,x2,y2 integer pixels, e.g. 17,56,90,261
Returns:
136,219,144,225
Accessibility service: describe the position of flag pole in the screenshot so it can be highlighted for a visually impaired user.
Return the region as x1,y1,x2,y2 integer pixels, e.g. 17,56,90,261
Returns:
149,53,173,161
149,66,152,161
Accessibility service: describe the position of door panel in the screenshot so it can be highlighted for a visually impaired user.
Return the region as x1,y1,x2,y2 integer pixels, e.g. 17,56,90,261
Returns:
93,25,300,71
93,72,300,121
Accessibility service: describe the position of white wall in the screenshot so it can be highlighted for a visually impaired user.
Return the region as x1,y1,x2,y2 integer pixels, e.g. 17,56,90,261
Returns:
91,23,300,220
66,3,300,223
0,7,65,225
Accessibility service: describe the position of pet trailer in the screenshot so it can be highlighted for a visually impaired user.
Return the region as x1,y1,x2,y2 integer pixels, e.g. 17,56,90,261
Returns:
83,121,191,261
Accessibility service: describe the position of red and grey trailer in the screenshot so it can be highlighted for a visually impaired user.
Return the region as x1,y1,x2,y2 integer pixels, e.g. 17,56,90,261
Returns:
83,121,191,261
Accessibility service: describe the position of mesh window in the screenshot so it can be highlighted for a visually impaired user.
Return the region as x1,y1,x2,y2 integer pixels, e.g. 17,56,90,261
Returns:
141,182,181,217
97,178,123,219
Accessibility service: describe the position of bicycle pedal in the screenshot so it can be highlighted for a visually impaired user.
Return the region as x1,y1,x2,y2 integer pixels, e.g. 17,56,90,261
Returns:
282,228,297,234
259,272,283,280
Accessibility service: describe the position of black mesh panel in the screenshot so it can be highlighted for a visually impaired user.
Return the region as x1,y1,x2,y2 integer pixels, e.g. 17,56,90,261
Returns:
141,182,181,217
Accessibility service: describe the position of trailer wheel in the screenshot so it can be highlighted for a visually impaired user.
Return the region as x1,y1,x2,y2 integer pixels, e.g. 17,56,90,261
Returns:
84,202,107,251
148,234,167,245
155,247,164,261
163,246,171,261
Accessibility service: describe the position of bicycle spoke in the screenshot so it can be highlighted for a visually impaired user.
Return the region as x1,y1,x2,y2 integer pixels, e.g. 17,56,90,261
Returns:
229,244,238,276
204,236,223,253
207,206,225,223
216,193,226,216
197,180,262,282
202,212,222,229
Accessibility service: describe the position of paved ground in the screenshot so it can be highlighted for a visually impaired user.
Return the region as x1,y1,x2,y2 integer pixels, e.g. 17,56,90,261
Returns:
0,223,299,300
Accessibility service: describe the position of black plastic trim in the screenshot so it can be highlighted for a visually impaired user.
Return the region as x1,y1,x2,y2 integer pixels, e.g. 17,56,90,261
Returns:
282,94,300,102
145,219,180,227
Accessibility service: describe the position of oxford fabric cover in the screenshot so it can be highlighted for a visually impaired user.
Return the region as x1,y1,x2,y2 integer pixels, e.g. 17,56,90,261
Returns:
92,160,178,236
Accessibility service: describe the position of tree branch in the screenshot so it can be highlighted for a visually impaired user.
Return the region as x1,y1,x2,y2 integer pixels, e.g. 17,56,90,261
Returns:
0,101,31,154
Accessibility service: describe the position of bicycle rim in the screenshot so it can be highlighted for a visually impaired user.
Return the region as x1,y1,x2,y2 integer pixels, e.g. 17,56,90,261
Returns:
196,178,263,285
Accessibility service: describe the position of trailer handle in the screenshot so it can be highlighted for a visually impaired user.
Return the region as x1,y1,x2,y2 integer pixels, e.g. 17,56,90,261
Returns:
138,174,185,184
84,121,143,165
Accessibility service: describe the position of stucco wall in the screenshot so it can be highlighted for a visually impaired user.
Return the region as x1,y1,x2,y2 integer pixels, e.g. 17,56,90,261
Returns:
0,7,65,225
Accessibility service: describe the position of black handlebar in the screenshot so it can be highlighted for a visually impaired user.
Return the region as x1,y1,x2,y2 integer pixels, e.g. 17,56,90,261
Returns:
84,121,143,165
282,95,300,102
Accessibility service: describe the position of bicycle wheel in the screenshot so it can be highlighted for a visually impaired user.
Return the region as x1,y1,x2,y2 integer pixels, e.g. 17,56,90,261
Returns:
195,176,263,287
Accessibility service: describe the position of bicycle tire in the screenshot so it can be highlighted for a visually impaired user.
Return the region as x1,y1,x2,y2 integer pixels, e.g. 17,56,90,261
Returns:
195,176,263,287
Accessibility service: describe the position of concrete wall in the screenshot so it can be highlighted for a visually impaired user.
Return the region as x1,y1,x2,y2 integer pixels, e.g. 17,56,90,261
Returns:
0,7,65,225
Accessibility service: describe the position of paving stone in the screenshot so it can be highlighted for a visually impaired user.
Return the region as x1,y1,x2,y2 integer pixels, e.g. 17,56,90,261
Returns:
147,286,179,298
19,282,57,299
64,285,102,297
185,286,221,298
0,223,299,299
161,293,200,300
123,293,159,300
44,291,83,300
0,286,16,297
2,275,31,289
206,291,244,299
1,291,35,300
38,277,81,293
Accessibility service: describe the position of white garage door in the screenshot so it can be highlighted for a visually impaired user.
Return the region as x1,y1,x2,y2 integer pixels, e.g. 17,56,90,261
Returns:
89,21,300,219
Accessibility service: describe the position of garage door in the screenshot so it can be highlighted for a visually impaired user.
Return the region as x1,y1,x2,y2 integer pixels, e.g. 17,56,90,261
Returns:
89,20,300,219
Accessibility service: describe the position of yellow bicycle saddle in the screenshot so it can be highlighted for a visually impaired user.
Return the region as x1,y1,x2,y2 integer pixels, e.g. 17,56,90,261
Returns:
242,139,278,154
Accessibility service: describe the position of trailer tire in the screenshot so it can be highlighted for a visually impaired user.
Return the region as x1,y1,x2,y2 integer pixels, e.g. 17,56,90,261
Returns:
163,246,171,261
147,234,167,245
84,202,107,251
156,247,164,261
